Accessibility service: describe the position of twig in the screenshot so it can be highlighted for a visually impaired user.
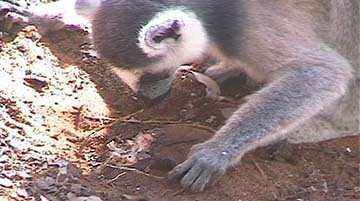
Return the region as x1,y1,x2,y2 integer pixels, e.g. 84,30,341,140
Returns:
118,119,181,124
251,157,267,179
117,118,216,133
118,109,145,120
106,164,165,180
78,108,216,155
250,157,280,200
82,107,216,133
81,109,145,126
107,172,127,183
172,188,186,196
83,115,117,123
164,139,199,147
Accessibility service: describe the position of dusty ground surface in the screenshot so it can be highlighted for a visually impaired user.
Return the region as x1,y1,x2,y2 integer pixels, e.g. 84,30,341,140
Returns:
0,7,359,201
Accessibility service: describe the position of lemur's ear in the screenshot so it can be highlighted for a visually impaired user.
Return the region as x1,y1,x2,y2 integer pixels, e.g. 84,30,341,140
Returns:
145,19,183,45
150,20,182,43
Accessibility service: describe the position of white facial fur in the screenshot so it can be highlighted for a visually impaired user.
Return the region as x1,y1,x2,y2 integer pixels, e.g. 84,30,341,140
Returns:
114,8,210,94
137,8,209,73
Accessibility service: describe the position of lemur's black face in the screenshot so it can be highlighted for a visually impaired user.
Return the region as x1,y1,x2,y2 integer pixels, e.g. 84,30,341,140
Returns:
130,19,183,101
111,66,176,102
137,70,175,101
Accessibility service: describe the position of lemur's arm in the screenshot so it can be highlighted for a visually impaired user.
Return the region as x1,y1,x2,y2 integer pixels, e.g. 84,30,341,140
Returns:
169,47,352,191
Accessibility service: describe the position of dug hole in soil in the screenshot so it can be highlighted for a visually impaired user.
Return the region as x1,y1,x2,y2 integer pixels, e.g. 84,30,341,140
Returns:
0,26,359,201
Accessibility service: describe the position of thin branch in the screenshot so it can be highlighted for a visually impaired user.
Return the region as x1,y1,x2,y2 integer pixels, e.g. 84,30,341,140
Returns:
106,164,165,180
251,157,267,179
117,119,216,133
107,172,127,183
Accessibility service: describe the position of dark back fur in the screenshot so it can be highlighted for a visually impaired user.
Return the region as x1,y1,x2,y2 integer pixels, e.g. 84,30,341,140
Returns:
93,0,359,73
93,0,163,69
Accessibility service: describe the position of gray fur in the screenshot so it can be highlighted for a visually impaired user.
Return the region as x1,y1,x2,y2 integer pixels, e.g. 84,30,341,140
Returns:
1,0,358,192
92,0,164,69
92,0,359,192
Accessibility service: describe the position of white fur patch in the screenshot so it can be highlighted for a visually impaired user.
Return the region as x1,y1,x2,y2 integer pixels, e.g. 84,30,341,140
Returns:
137,8,209,72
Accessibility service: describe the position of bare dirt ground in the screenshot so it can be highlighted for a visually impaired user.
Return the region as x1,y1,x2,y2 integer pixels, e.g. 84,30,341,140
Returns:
0,19,359,201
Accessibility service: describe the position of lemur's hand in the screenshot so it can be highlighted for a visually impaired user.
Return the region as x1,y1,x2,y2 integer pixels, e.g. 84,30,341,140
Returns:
168,141,233,192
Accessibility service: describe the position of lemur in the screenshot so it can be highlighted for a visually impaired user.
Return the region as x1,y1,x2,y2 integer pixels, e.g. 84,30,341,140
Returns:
1,0,358,192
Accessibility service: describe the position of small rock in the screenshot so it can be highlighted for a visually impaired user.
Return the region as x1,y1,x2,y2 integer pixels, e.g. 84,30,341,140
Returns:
0,154,10,163
122,194,149,201
16,188,28,198
24,77,49,93
135,133,155,152
67,193,103,201
8,138,31,153
2,170,16,178
17,171,32,179
17,45,29,53
40,195,50,201
0,177,14,187
205,115,217,124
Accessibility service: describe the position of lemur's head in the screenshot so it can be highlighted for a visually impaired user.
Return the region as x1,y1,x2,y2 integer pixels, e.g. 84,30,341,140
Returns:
91,0,208,101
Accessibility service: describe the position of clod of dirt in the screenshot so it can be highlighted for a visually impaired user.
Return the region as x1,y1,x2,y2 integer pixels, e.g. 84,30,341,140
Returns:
16,188,29,199
0,177,14,188
121,194,149,201
107,132,156,166
178,65,222,100
0,154,10,163
67,193,103,201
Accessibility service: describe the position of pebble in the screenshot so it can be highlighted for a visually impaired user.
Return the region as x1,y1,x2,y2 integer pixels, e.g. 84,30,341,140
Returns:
0,154,10,163
0,177,14,187
16,188,29,198
17,170,32,179
8,138,31,153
